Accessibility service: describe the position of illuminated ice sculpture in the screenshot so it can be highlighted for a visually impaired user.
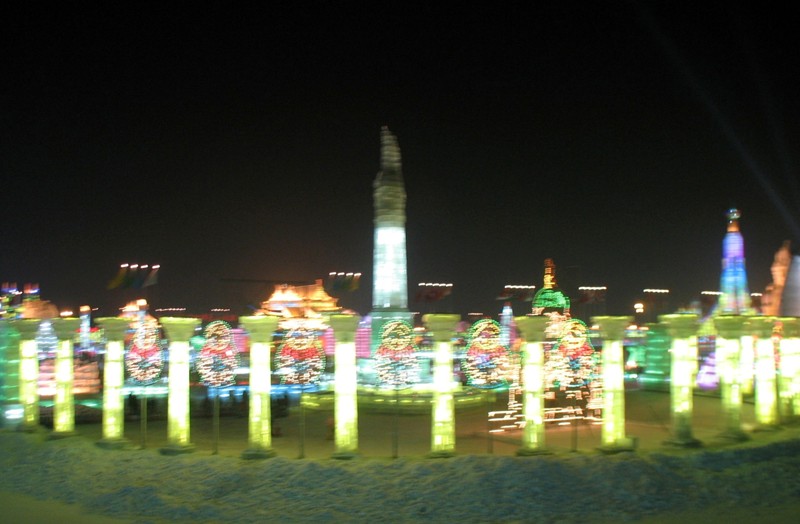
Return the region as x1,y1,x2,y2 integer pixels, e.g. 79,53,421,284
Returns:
50,317,80,437
713,315,749,441
592,316,636,452
240,315,279,459
717,209,755,394
96,317,130,448
718,209,753,315
424,314,459,458
159,317,200,455
370,127,413,351
778,317,800,419
514,315,550,455
659,314,701,447
12,319,42,432
748,316,779,429
330,314,360,459
0,321,21,428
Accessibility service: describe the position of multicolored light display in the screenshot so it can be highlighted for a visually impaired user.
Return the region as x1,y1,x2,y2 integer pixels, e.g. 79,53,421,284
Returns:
462,319,509,389
196,321,238,388
275,328,325,385
374,320,419,388
125,319,163,385
544,319,601,421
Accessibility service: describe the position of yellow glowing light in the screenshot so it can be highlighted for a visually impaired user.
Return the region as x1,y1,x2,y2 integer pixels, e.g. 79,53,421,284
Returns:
103,337,126,441
424,313,459,457
241,315,279,458
593,316,634,451
160,317,200,453
167,340,191,446
331,314,360,457
431,386,455,454
54,339,75,433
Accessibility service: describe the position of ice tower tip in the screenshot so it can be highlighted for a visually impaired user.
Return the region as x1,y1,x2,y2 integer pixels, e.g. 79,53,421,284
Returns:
379,126,402,176
727,208,741,232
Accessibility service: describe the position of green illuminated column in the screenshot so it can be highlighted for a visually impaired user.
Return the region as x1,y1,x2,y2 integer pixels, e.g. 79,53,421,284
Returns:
330,314,360,459
713,315,749,441
96,317,130,448
240,315,279,459
748,316,779,429
592,316,636,452
12,319,42,432
739,335,755,396
659,314,701,447
424,314,460,458
159,317,200,455
50,317,80,437
0,321,21,428
778,318,800,420
514,315,550,455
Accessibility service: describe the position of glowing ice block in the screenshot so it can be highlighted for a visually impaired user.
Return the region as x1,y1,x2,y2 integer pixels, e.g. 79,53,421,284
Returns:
240,315,280,459
593,316,636,452
12,319,42,431
96,317,130,446
514,315,549,455
713,315,750,441
160,317,200,454
424,314,459,458
660,314,701,447
330,314,360,458
748,316,779,428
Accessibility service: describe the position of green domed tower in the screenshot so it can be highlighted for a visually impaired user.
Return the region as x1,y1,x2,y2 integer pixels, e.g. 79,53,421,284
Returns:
531,259,570,315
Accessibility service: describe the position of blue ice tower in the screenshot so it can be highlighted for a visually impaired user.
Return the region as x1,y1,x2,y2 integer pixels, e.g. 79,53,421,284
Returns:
717,208,753,314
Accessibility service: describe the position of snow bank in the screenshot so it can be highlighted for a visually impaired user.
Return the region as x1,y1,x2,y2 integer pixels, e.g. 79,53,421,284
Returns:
1,431,799,523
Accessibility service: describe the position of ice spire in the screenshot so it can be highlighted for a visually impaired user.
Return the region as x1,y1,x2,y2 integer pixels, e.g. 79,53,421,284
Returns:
373,126,406,228
372,126,408,309
717,208,752,314
379,125,402,176
370,127,413,353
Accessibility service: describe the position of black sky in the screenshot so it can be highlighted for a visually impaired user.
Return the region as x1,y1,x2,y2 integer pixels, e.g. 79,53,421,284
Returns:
2,3,799,320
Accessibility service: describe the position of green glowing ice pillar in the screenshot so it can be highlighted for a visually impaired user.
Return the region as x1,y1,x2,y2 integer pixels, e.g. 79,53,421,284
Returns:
159,317,200,455
96,317,130,448
778,318,800,420
748,316,779,429
12,319,42,432
514,315,550,455
0,320,21,428
659,314,701,447
713,315,749,441
240,315,279,459
424,314,460,458
330,314,360,459
739,335,755,396
50,317,80,437
593,316,636,452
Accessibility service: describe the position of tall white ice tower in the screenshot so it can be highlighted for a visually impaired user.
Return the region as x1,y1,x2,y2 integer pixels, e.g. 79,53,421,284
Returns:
370,127,412,352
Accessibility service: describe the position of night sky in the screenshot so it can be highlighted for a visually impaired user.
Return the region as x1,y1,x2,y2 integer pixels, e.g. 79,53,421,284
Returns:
3,3,799,320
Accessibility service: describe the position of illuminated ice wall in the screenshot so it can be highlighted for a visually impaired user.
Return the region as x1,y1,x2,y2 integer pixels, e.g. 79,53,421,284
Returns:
780,256,800,316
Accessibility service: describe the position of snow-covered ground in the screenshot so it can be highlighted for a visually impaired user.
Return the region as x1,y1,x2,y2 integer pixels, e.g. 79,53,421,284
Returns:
2,392,800,523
